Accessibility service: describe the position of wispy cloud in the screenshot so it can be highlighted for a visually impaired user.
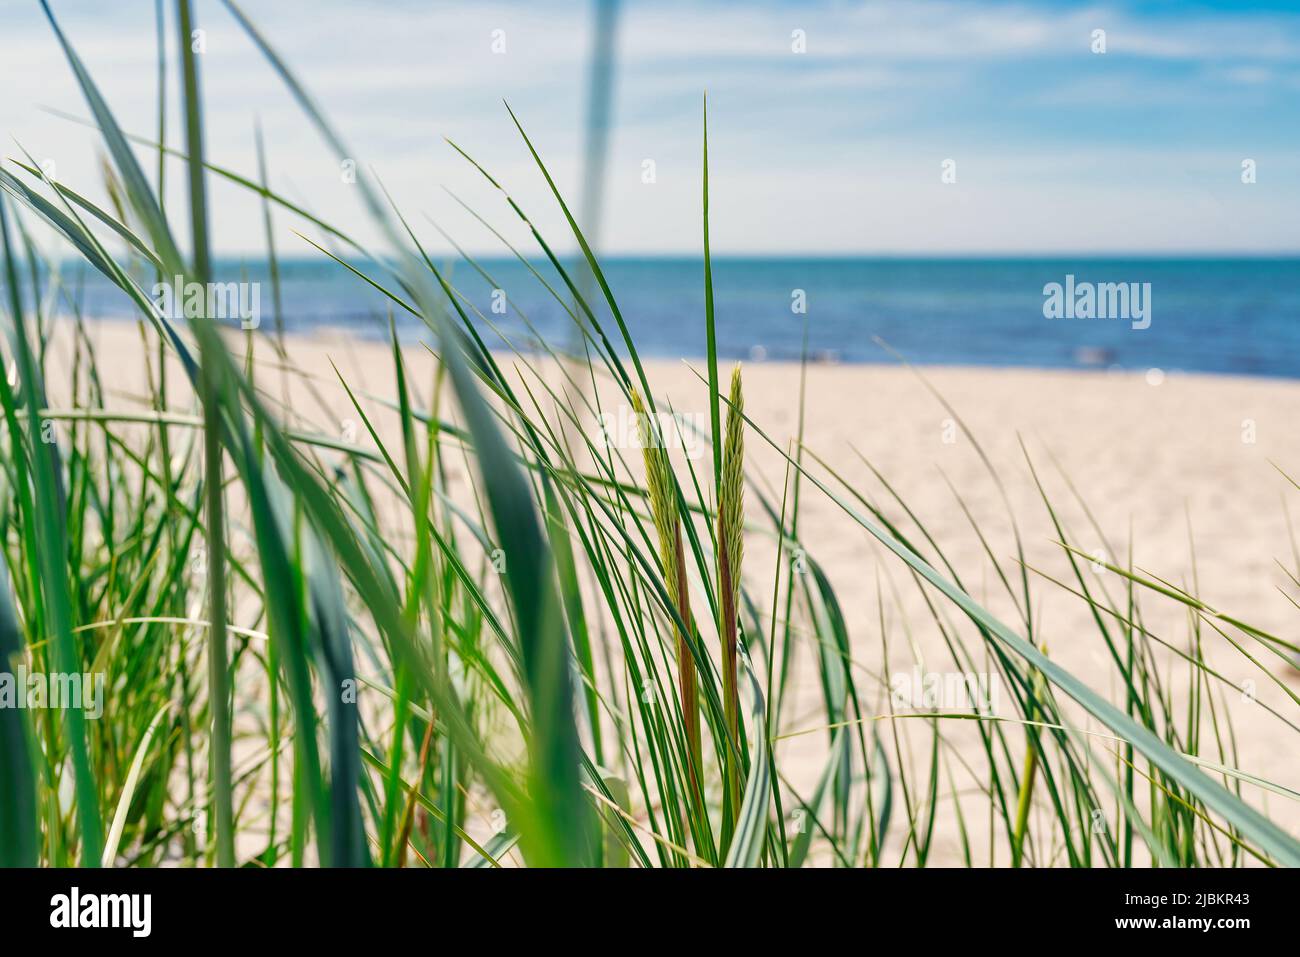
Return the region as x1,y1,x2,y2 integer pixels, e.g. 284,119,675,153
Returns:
1,0,1297,254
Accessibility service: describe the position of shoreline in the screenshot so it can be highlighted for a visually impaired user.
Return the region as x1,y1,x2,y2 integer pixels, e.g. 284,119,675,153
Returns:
68,311,1300,386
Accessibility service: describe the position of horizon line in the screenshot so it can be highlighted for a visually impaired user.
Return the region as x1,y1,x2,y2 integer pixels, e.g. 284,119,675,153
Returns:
53,251,1300,265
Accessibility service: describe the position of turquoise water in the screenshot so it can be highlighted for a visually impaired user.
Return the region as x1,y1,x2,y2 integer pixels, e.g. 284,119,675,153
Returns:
74,256,1300,379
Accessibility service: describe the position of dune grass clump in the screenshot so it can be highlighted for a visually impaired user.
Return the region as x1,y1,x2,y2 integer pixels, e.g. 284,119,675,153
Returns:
0,0,1297,869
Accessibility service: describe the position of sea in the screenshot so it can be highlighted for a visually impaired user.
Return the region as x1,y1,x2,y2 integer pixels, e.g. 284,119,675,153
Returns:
68,256,1300,379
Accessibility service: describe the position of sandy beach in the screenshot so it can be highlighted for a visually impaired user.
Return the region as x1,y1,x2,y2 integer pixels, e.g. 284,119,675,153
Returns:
54,318,1300,865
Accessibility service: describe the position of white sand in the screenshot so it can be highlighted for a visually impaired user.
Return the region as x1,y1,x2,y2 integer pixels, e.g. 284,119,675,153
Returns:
63,320,1300,864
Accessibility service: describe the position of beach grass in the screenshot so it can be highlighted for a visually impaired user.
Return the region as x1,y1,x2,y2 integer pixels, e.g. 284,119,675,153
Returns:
0,0,1297,868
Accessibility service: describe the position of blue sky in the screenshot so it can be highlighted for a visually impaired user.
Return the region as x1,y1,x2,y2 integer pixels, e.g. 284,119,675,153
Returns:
2,0,1298,255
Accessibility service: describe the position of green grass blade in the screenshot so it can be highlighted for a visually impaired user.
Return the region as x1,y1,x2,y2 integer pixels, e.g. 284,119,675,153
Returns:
0,547,38,867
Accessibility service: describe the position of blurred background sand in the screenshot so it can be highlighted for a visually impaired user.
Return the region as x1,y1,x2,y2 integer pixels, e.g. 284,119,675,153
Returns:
59,319,1300,864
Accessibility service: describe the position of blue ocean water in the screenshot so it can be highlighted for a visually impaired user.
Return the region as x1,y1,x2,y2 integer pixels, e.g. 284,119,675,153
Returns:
72,257,1300,379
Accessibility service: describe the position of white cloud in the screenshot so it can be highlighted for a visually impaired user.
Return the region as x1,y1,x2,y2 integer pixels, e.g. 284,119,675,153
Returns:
1,0,1297,256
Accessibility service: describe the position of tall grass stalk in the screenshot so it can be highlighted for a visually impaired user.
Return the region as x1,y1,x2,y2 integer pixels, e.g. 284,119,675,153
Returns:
175,0,234,869
631,387,703,807
717,365,744,819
